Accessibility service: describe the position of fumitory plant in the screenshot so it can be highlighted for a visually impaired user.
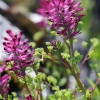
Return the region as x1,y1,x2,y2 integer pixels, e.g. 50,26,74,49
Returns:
0,0,100,100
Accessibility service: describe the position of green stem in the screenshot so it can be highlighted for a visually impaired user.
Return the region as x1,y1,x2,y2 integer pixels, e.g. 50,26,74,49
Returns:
39,82,43,100
5,94,8,100
62,59,86,94
70,69,86,94
24,76,34,100
69,38,74,66
90,78,100,100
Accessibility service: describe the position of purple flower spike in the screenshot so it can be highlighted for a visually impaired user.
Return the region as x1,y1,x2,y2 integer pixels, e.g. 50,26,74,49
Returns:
38,0,85,38
3,30,34,77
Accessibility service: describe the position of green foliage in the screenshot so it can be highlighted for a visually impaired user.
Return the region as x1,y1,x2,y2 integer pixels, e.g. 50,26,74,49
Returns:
29,42,36,48
33,30,45,41
48,89,74,100
73,38,78,43
50,31,58,36
97,73,100,78
37,72,46,82
45,42,51,45
47,46,53,52
47,76,57,85
12,92,17,97
87,78,99,95
72,51,83,64
52,86,59,91
76,82,82,92
90,63,98,70
90,38,99,47
86,89,93,98
0,95,2,99
88,49,94,57
58,77,67,86
82,41,88,47
89,38,100,60
34,48,45,56
61,53,70,59
35,62,40,70
18,77,25,84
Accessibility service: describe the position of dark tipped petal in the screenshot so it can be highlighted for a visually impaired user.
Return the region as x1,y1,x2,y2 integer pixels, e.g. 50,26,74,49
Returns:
6,29,11,33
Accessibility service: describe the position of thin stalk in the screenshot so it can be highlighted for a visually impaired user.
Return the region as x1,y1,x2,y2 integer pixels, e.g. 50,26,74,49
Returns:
5,94,8,100
61,59,86,94
39,83,43,100
80,46,93,71
90,78,100,100
70,69,86,94
69,38,74,66
47,53,86,94
64,38,70,51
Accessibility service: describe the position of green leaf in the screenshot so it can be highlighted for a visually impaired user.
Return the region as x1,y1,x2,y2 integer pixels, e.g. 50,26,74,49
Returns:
35,62,40,70
55,90,62,97
36,48,44,53
82,41,88,47
78,21,84,25
0,95,2,99
47,76,57,85
50,31,58,36
43,54,52,59
52,86,59,91
47,46,53,52
90,63,97,70
90,38,99,47
48,94,56,100
34,51,40,56
88,50,94,57
29,42,36,48
33,30,45,41
48,21,53,26
61,53,70,59
58,77,67,86
12,92,17,97
37,72,46,81
86,89,92,98
74,51,80,57
73,38,78,43
45,42,51,45
13,97,19,100
97,73,100,78
41,84,46,91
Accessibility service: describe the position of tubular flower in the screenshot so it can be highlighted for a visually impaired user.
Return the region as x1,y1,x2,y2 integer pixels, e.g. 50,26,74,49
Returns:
0,66,10,94
26,94,32,100
3,30,34,77
38,0,85,38
50,40,57,50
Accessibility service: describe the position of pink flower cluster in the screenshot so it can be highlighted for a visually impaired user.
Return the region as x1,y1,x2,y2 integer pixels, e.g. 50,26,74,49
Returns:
38,0,84,37
0,65,10,94
3,30,34,76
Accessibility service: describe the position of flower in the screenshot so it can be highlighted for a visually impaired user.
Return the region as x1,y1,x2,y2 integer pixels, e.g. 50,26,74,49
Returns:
0,65,6,73
0,74,10,94
3,30,34,77
50,40,57,50
38,0,85,38
26,94,32,100
0,65,10,94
